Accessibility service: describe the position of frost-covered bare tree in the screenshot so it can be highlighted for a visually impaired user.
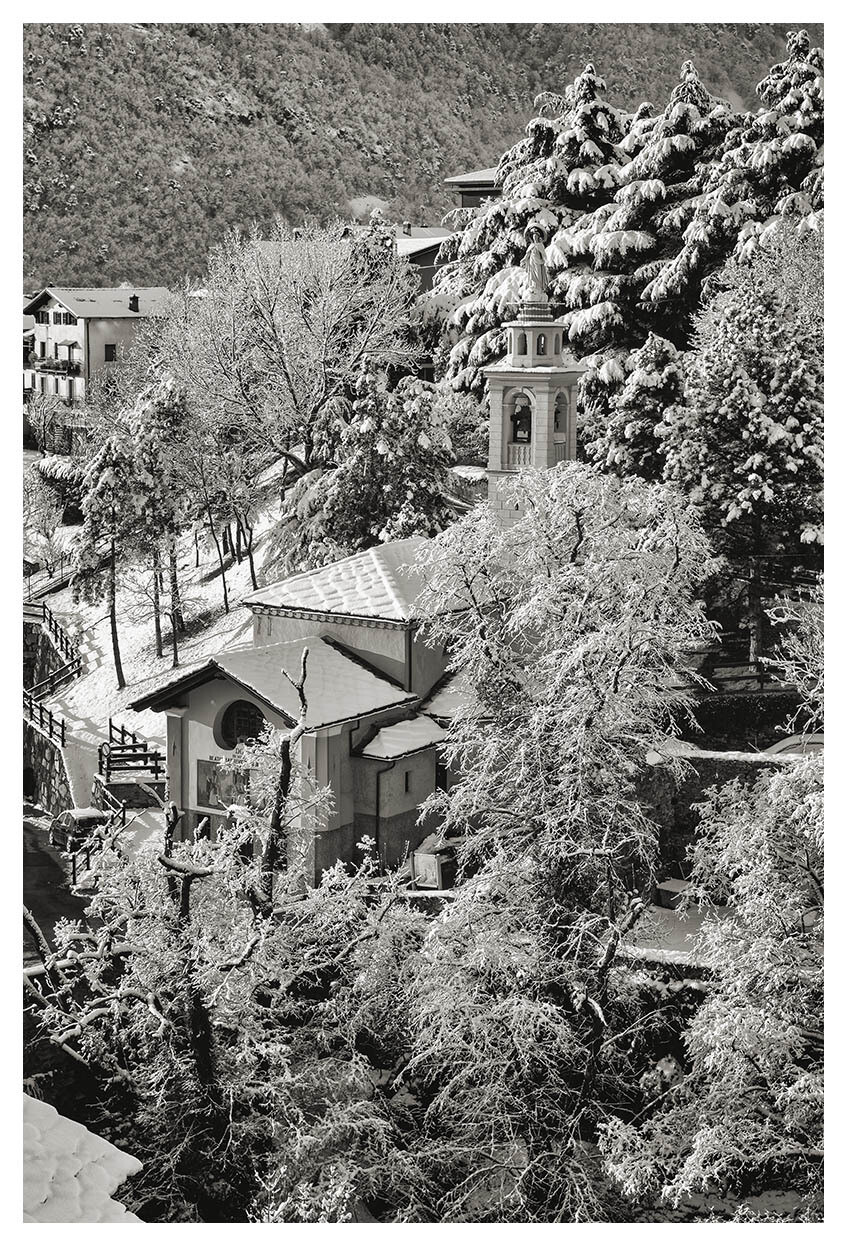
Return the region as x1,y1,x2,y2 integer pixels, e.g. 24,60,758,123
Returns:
600,580,824,1220
157,218,420,478
398,465,719,1220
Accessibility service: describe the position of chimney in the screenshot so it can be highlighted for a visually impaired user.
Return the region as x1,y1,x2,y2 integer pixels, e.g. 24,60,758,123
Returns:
402,221,412,236
128,293,139,313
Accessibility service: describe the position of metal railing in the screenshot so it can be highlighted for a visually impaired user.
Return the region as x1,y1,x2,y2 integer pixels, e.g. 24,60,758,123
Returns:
22,692,66,747
23,600,80,664
98,720,164,784
91,773,128,828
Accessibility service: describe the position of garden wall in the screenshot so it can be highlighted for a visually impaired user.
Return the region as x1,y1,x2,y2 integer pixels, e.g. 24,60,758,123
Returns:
24,722,73,815
641,749,790,877
24,621,61,690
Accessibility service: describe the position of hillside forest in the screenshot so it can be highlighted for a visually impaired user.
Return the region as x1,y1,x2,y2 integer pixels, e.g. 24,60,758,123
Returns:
23,21,822,288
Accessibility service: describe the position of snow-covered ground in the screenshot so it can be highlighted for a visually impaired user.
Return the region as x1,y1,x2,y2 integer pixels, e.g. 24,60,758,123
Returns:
32,493,282,826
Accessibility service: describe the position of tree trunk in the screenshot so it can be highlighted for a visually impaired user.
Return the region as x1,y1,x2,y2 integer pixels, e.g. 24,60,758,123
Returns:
169,543,186,634
194,528,200,569
205,501,229,613
108,537,125,690
257,737,292,914
234,515,243,563
169,542,180,668
152,547,163,659
235,509,258,590
748,556,763,666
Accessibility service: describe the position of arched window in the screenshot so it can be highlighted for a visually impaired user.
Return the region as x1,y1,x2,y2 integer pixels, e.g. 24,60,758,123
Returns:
554,334,560,354
536,334,546,354
217,699,266,750
554,390,570,434
509,394,532,443
516,332,527,355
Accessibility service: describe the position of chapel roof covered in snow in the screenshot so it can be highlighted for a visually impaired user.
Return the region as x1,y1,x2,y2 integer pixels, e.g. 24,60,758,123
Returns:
358,714,446,759
130,635,417,729
243,538,431,624
23,1094,142,1223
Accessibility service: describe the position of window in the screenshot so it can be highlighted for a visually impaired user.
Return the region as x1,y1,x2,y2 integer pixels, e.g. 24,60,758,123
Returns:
554,391,570,434
536,333,546,354
52,311,62,325
104,343,117,362
516,332,527,355
217,700,266,749
510,396,532,443
554,334,560,354
404,771,411,794
35,310,49,325
63,312,77,326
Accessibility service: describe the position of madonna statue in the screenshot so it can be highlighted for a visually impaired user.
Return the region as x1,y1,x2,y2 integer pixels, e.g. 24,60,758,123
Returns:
521,226,548,302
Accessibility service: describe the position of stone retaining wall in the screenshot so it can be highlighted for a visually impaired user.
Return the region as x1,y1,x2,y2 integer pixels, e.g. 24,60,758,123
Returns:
24,621,60,690
24,723,73,815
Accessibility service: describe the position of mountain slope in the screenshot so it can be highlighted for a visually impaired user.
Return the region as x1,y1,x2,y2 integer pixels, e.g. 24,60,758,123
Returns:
23,22,823,288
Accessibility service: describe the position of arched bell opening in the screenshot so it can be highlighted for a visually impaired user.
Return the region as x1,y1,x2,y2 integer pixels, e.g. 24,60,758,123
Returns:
536,333,547,356
516,331,527,355
504,389,534,469
553,389,573,464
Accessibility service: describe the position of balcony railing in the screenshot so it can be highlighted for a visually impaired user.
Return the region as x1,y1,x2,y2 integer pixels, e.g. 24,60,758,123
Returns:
31,357,82,376
505,442,533,469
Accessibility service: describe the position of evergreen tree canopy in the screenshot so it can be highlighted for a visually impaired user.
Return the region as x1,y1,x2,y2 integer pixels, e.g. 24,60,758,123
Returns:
660,278,823,556
433,63,629,392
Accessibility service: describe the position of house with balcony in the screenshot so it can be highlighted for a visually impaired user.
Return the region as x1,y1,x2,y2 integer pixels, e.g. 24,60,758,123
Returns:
22,287,170,445
443,166,501,208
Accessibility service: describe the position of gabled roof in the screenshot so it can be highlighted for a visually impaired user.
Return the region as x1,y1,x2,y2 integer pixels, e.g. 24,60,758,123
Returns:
23,287,171,319
396,230,452,259
130,636,417,728
358,715,446,759
244,538,430,624
444,166,499,186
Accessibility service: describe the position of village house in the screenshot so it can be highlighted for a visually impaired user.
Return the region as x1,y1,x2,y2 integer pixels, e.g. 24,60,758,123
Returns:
22,286,170,438
443,165,500,208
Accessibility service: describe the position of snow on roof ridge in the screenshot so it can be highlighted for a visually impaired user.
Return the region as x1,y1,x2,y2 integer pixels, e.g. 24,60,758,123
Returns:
244,536,429,621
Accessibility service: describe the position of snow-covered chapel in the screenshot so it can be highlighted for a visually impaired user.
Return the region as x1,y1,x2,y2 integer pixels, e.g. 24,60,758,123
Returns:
132,286,584,881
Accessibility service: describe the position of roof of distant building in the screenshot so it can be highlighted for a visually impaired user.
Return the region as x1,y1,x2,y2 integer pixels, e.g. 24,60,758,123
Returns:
23,1094,142,1223
395,229,452,259
358,715,446,759
23,287,171,319
130,635,417,728
244,538,431,624
443,166,499,186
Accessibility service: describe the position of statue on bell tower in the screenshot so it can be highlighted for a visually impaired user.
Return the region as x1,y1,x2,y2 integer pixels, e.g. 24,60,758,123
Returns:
521,225,549,304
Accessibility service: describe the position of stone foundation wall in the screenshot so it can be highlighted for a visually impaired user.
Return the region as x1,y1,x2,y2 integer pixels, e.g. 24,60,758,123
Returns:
640,750,790,877
24,722,72,815
24,622,60,690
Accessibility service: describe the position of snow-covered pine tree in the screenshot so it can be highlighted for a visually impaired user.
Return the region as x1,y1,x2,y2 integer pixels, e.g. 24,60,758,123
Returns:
124,379,193,664
551,61,737,447
585,333,683,479
431,63,630,394
667,30,823,294
272,362,456,572
74,435,136,689
660,273,823,659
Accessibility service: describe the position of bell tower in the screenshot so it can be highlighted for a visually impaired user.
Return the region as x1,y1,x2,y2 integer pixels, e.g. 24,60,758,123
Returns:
483,299,586,520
